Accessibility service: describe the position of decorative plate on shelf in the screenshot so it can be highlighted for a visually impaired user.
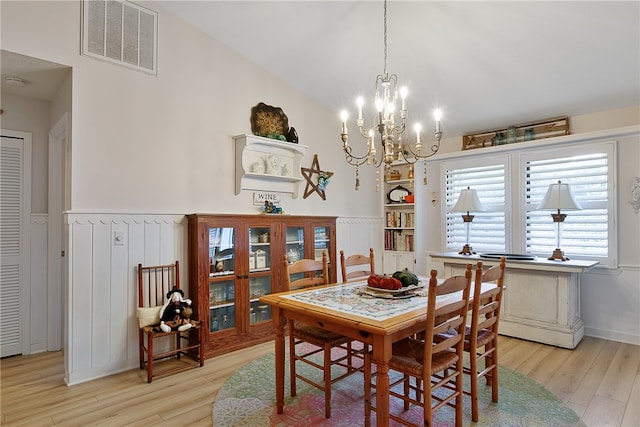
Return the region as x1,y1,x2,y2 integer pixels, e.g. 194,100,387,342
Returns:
250,102,289,138
387,185,411,203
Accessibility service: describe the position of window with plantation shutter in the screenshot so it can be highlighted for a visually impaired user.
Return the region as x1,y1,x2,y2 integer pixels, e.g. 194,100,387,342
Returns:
443,158,507,254
440,140,616,266
522,142,614,263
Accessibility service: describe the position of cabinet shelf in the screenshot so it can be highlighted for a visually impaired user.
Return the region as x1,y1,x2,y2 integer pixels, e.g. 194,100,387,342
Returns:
210,271,234,278
385,203,414,208
385,178,413,185
210,301,234,309
244,172,303,182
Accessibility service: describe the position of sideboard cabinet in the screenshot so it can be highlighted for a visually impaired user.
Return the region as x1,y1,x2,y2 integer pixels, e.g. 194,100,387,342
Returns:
186,213,336,358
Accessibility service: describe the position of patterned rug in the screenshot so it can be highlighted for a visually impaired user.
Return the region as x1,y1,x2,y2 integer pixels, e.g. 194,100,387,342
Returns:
213,351,586,427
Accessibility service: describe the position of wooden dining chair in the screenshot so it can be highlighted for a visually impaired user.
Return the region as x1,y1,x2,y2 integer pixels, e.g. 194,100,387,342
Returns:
434,257,506,421
137,261,204,383
364,266,472,427
339,247,375,282
284,252,362,418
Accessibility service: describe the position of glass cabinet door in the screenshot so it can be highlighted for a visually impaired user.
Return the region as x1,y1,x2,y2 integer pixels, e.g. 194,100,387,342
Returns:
249,276,272,324
314,226,331,261
285,226,304,264
209,226,235,333
248,226,273,324
249,226,272,272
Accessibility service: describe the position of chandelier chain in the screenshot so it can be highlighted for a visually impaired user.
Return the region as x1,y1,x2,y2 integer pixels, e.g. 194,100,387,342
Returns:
383,0,388,76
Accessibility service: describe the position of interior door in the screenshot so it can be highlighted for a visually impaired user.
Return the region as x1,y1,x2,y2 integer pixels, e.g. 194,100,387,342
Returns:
0,135,27,357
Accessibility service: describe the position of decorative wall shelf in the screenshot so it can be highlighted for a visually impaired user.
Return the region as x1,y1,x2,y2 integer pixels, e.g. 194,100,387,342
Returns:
462,116,570,150
234,134,307,197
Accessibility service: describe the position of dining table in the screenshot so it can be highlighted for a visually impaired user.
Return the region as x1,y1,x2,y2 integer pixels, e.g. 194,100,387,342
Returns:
259,277,496,426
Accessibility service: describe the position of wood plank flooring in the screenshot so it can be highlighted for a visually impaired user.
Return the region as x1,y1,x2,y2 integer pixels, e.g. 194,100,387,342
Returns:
1,336,638,426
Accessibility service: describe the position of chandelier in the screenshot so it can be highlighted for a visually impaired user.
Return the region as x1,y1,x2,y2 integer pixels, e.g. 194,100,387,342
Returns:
339,0,442,191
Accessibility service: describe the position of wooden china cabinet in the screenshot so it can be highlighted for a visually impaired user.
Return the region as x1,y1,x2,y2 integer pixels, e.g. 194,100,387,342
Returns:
186,213,336,358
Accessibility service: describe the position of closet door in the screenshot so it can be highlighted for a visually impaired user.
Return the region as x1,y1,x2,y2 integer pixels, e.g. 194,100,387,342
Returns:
0,135,28,357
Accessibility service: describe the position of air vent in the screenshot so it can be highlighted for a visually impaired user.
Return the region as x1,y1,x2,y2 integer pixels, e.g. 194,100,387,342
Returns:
81,0,158,75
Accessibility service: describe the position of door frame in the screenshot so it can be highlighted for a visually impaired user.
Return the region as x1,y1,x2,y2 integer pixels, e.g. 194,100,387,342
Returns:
48,113,69,351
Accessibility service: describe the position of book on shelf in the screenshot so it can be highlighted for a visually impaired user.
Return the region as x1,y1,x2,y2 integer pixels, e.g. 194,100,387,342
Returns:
384,229,414,252
385,211,414,228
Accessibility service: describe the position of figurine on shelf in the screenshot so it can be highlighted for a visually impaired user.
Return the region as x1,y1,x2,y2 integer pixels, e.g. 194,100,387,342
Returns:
263,200,283,214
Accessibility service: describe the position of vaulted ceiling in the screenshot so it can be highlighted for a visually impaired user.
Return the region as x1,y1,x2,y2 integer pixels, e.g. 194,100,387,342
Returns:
2,1,638,139
162,1,640,137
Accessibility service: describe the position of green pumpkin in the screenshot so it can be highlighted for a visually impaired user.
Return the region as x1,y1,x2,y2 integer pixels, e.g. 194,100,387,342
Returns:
392,269,419,287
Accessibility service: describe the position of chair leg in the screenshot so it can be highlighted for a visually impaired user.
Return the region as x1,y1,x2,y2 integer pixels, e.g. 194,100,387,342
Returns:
403,374,410,410
470,347,479,422
324,342,332,418
455,362,464,427
364,351,372,427
491,344,499,403
147,332,153,383
139,329,145,370
176,330,181,360
289,332,297,397
423,377,432,427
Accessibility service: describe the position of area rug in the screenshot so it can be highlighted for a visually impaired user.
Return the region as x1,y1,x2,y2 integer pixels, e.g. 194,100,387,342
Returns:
213,352,586,427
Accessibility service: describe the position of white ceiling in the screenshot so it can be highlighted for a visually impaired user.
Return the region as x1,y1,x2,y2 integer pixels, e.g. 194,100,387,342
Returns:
1,51,70,101
162,0,640,137
2,1,638,138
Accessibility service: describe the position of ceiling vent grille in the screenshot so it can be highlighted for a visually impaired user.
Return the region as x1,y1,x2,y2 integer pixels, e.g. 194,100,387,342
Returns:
81,0,158,75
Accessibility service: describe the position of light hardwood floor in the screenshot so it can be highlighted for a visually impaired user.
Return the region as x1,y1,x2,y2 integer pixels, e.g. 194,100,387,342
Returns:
1,336,638,426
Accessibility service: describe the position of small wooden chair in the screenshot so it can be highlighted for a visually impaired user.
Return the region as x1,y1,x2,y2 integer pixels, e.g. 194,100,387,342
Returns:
364,266,473,427
137,261,204,383
284,252,362,418
339,247,375,282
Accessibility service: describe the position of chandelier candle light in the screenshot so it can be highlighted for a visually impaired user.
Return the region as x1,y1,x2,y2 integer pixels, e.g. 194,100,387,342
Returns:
339,0,442,191
537,180,582,261
451,187,484,255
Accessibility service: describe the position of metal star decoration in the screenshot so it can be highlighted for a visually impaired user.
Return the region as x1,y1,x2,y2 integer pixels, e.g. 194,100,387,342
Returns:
301,154,333,200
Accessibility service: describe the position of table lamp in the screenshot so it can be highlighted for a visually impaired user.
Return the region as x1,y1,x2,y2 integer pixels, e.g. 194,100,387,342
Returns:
451,186,484,255
537,180,581,261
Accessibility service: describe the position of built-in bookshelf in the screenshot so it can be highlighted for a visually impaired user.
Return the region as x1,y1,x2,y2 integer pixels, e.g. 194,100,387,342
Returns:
382,162,416,273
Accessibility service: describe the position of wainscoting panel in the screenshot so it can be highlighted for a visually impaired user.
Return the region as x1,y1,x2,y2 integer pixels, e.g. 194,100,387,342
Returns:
64,213,186,385
336,216,383,275
29,214,48,354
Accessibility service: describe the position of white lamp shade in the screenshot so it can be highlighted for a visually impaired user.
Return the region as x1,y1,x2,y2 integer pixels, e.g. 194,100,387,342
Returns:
538,180,582,210
451,187,484,213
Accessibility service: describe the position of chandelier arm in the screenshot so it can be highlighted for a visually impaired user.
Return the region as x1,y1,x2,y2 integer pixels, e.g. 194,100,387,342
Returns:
403,139,442,159
343,147,373,166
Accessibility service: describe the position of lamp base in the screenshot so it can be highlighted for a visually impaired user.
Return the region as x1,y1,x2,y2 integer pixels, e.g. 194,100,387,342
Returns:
548,248,570,261
459,244,475,255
